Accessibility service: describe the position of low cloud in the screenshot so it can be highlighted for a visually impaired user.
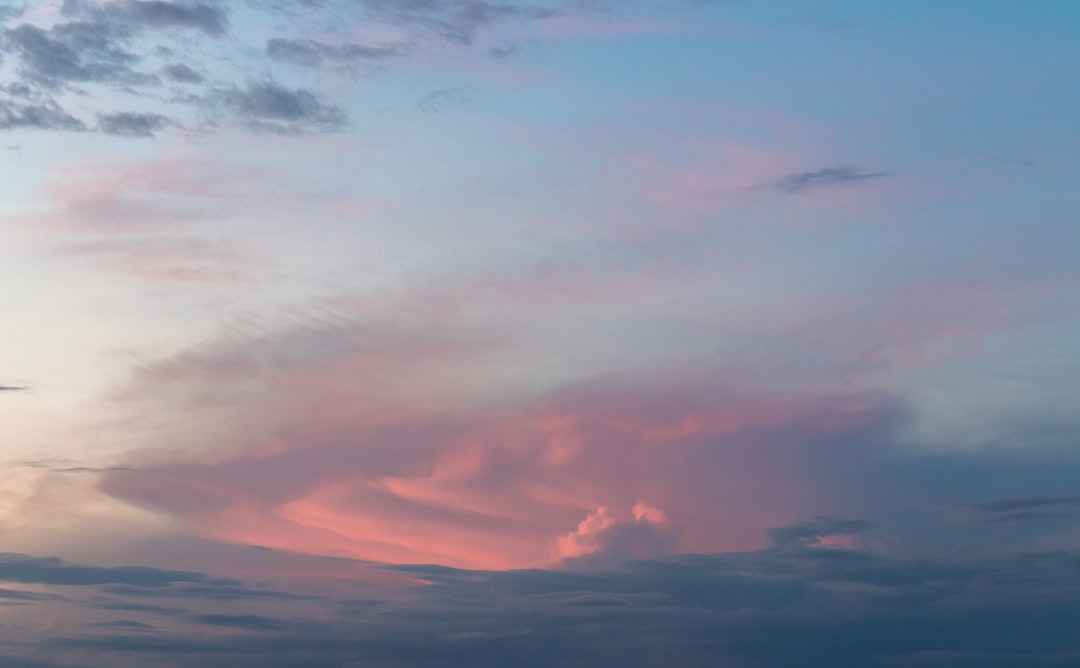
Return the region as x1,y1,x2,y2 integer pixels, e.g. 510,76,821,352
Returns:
13,537,1080,667
0,554,219,588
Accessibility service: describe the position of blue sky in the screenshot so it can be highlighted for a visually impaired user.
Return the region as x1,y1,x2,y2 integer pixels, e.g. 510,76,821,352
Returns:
1,1,1080,665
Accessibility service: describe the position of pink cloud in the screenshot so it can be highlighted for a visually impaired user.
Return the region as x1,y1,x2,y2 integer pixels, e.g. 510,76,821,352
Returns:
97,302,896,569
83,223,1071,570
555,502,675,564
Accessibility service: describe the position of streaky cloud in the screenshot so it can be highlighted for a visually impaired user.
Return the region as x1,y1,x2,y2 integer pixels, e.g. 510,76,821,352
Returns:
760,165,890,193
949,495,1080,523
265,37,403,68
0,554,226,588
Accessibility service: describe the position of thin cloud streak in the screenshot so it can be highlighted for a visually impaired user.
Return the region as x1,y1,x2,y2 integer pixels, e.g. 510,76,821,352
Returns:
757,166,891,193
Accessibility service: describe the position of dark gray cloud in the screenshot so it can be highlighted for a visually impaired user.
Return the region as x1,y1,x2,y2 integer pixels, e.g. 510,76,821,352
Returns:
204,81,346,133
14,459,132,473
0,384,31,391
86,619,157,630
0,587,61,602
0,553,226,588
191,613,283,630
13,537,1080,667
96,110,172,136
760,166,890,193
0,657,76,668
767,515,874,550
97,582,317,601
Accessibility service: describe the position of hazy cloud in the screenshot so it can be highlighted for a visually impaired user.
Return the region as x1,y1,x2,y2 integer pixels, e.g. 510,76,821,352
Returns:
350,0,561,45
417,87,464,112
161,62,204,83
265,37,402,67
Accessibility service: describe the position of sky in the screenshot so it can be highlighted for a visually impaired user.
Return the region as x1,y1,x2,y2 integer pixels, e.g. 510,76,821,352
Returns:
1,0,1079,665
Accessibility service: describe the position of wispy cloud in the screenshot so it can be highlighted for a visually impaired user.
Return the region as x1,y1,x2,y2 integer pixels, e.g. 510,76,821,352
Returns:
947,496,1080,523
758,166,890,193
265,37,405,68
0,553,220,588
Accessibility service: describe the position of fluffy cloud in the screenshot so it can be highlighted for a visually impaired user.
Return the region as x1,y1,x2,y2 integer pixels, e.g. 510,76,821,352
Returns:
556,503,674,563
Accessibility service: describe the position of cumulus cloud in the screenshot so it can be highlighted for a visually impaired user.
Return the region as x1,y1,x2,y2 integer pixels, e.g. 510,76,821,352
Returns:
556,503,675,563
